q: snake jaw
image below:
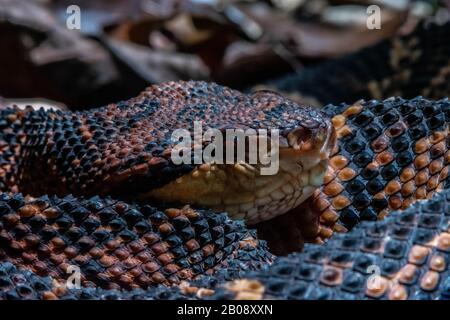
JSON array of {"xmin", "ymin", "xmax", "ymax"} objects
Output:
[{"xmin": 142, "ymin": 115, "xmax": 334, "ymax": 225}]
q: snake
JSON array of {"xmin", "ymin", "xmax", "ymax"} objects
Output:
[{"xmin": 0, "ymin": 21, "xmax": 449, "ymax": 300}]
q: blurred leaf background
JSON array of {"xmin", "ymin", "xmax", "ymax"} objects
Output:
[{"xmin": 0, "ymin": 0, "xmax": 448, "ymax": 110}]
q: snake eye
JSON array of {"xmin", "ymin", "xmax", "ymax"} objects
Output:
[{"xmin": 287, "ymin": 127, "xmax": 313, "ymax": 150}]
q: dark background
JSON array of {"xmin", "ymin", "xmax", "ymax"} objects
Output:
[{"xmin": 0, "ymin": 0, "xmax": 447, "ymax": 109}]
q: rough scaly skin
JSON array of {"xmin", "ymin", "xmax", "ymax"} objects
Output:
[
  {"xmin": 0, "ymin": 193, "xmax": 272, "ymax": 290},
  {"xmin": 256, "ymin": 97, "xmax": 450, "ymax": 254},
  {"xmin": 1, "ymin": 188, "xmax": 449, "ymax": 300},
  {"xmin": 0, "ymin": 81, "xmax": 333, "ymax": 225},
  {"xmin": 183, "ymin": 189, "xmax": 450, "ymax": 301},
  {"xmin": 0, "ymin": 82, "xmax": 448, "ymax": 299},
  {"xmin": 0, "ymin": 81, "xmax": 329, "ymax": 292}
]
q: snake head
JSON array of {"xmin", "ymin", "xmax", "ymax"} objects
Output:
[
  {"xmin": 136, "ymin": 84, "xmax": 336, "ymax": 224},
  {"xmin": 21, "ymin": 81, "xmax": 335, "ymax": 226}
]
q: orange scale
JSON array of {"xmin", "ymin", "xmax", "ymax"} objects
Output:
[
  {"xmin": 375, "ymin": 151, "xmax": 394, "ymax": 166},
  {"xmin": 319, "ymin": 226, "xmax": 334, "ymax": 239},
  {"xmin": 33, "ymin": 261, "xmax": 48, "ymax": 274},
  {"xmin": 64, "ymin": 246, "xmax": 80, "ymax": 259},
  {"xmin": 337, "ymin": 167, "xmax": 357, "ymax": 181},
  {"xmin": 401, "ymin": 180, "xmax": 416, "ymax": 197},
  {"xmin": 415, "ymin": 186, "xmax": 427, "ymax": 200},
  {"xmin": 371, "ymin": 135, "xmax": 389, "ymax": 153},
  {"xmin": 426, "ymin": 174, "xmax": 440, "ymax": 190},
  {"xmin": 439, "ymin": 166, "xmax": 449, "ymax": 181},
  {"xmin": 331, "ymin": 115, "xmax": 346, "ymax": 129},
  {"xmin": 388, "ymin": 195, "xmax": 403, "ymax": 210},
  {"xmin": 178, "ymin": 269, "xmax": 194, "ymax": 280},
  {"xmin": 414, "ymin": 138, "xmax": 430, "ymax": 154},
  {"xmin": 163, "ymin": 264, "xmax": 181, "ymax": 275},
  {"xmin": 336, "ymin": 126, "xmax": 353, "ymax": 139},
  {"xmin": 414, "ymin": 153, "xmax": 431, "ymax": 170},
  {"xmin": 430, "ymin": 141, "xmax": 446, "ymax": 158},
  {"xmin": 436, "ymin": 233, "xmax": 450, "ymax": 251},
  {"xmin": 388, "ymin": 284, "xmax": 408, "ymax": 300},
  {"xmin": 323, "ymin": 170, "xmax": 336, "ymax": 184},
  {"xmin": 319, "ymin": 209, "xmax": 340, "ymax": 225},
  {"xmin": 428, "ymin": 159, "xmax": 444, "ymax": 174},
  {"xmin": 135, "ymin": 274, "xmax": 152, "ymax": 286},
  {"xmin": 142, "ymin": 261, "xmax": 160, "ymax": 274},
  {"xmin": 313, "ymin": 196, "xmax": 332, "ymax": 212},
  {"xmin": 98, "ymin": 255, "xmax": 117, "ymax": 268},
  {"xmin": 376, "ymin": 207, "xmax": 389, "ymax": 219},
  {"xmin": 323, "ymin": 181, "xmax": 344, "ymax": 197},
  {"xmin": 343, "ymin": 105, "xmax": 363, "ymax": 117},
  {"xmin": 331, "ymin": 195, "xmax": 351, "ymax": 210},
  {"xmin": 151, "ymin": 242, "xmax": 168, "ymax": 256},
  {"xmin": 398, "ymin": 264, "xmax": 419, "ymax": 284},
  {"xmin": 329, "ymin": 155, "xmax": 349, "ymax": 170},
  {"xmin": 21, "ymin": 252, "xmax": 37, "ymax": 263},
  {"xmin": 123, "ymin": 257, "xmax": 141, "ymax": 270},
  {"xmin": 428, "ymin": 131, "xmax": 446, "ymax": 144},
  {"xmin": 420, "ymin": 271, "xmax": 440, "ymax": 291},
  {"xmin": 385, "ymin": 180, "xmax": 401, "ymax": 195},
  {"xmin": 365, "ymin": 276, "xmax": 389, "ymax": 298},
  {"xmin": 128, "ymin": 267, "xmax": 142, "ymax": 278},
  {"xmin": 414, "ymin": 169, "xmax": 429, "ymax": 186},
  {"xmin": 429, "ymin": 255, "xmax": 446, "ymax": 272},
  {"xmin": 114, "ymin": 248, "xmax": 131, "ymax": 261}
]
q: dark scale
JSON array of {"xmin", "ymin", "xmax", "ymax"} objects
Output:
[
  {"xmin": 363, "ymin": 122, "xmax": 383, "ymax": 141},
  {"xmin": 366, "ymin": 178, "xmax": 385, "ymax": 195},
  {"xmin": 380, "ymin": 259, "xmax": 402, "ymax": 277},
  {"xmin": 352, "ymin": 111, "xmax": 373, "ymax": 127},
  {"xmin": 344, "ymin": 138, "xmax": 366, "ymax": 154},
  {"xmin": 391, "ymin": 135, "xmax": 410, "ymax": 153},
  {"xmin": 353, "ymin": 152, "xmax": 373, "ymax": 168},
  {"xmin": 0, "ymin": 193, "xmax": 272, "ymax": 290},
  {"xmin": 340, "ymin": 208, "xmax": 360, "ymax": 229},
  {"xmin": 0, "ymin": 76, "xmax": 449, "ymax": 299},
  {"xmin": 341, "ymin": 271, "xmax": 365, "ymax": 293},
  {"xmin": 323, "ymin": 95, "xmax": 450, "ymax": 231},
  {"xmin": 192, "ymin": 190, "xmax": 450, "ymax": 301},
  {"xmin": 381, "ymin": 163, "xmax": 399, "ymax": 181},
  {"xmin": 353, "ymin": 193, "xmax": 372, "ymax": 210}
]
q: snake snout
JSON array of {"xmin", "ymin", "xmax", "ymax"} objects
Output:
[
  {"xmin": 287, "ymin": 127, "xmax": 313, "ymax": 151},
  {"xmin": 282, "ymin": 120, "xmax": 335, "ymax": 171}
]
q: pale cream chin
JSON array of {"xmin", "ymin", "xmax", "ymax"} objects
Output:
[
  {"xmin": 142, "ymin": 149, "xmax": 328, "ymax": 225},
  {"xmin": 222, "ymin": 158, "xmax": 328, "ymax": 224}
]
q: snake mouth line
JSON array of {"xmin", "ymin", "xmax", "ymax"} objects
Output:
[{"xmin": 140, "ymin": 123, "xmax": 336, "ymax": 224}]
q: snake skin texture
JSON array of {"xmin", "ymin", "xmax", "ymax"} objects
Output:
[
  {"xmin": 0, "ymin": 193, "xmax": 272, "ymax": 290},
  {"xmin": 256, "ymin": 96, "xmax": 450, "ymax": 254},
  {"xmin": 0, "ymin": 85, "xmax": 448, "ymax": 297},
  {"xmin": 0, "ymin": 81, "xmax": 333, "ymax": 226},
  {"xmin": 1, "ymin": 188, "xmax": 449, "ymax": 300},
  {"xmin": 186, "ymin": 188, "xmax": 450, "ymax": 301},
  {"xmin": 257, "ymin": 22, "xmax": 450, "ymax": 107}
]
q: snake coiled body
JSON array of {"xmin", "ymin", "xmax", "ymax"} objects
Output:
[{"xmin": 0, "ymin": 22, "xmax": 449, "ymax": 300}]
